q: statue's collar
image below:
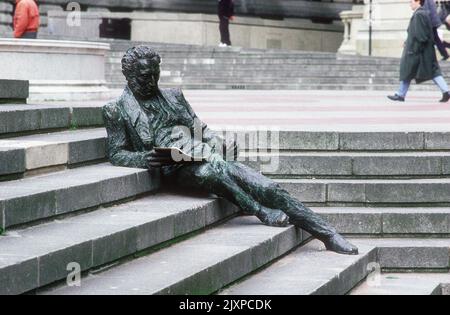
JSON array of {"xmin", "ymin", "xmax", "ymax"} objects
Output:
[{"xmin": 120, "ymin": 86, "xmax": 154, "ymax": 147}]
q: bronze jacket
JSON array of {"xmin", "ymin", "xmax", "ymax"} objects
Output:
[{"xmin": 103, "ymin": 86, "xmax": 225, "ymax": 174}]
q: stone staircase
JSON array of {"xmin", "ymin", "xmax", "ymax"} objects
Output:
[
  {"xmin": 0, "ymin": 102, "xmax": 449, "ymax": 295},
  {"xmin": 105, "ymin": 40, "xmax": 450, "ymax": 91}
]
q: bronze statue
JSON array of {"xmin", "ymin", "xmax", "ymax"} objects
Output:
[{"xmin": 103, "ymin": 46, "xmax": 358, "ymax": 255}]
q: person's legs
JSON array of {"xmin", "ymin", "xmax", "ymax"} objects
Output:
[
  {"xmin": 433, "ymin": 75, "xmax": 450, "ymax": 102},
  {"xmin": 388, "ymin": 80, "xmax": 410, "ymax": 101},
  {"xmin": 220, "ymin": 17, "xmax": 231, "ymax": 46},
  {"xmin": 433, "ymin": 75, "xmax": 450, "ymax": 93},
  {"xmin": 219, "ymin": 17, "xmax": 229, "ymax": 45},
  {"xmin": 20, "ymin": 32, "xmax": 37, "ymax": 39},
  {"xmin": 433, "ymin": 27, "xmax": 449, "ymax": 59},
  {"xmin": 397, "ymin": 80, "xmax": 411, "ymax": 98}
]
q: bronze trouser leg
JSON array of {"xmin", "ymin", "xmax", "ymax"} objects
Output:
[
  {"xmin": 175, "ymin": 162, "xmax": 337, "ymax": 240},
  {"xmin": 225, "ymin": 162, "xmax": 337, "ymax": 239},
  {"xmin": 175, "ymin": 163, "xmax": 264, "ymax": 216}
]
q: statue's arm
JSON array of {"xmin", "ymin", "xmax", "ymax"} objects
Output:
[
  {"xmin": 176, "ymin": 89, "xmax": 239, "ymax": 158},
  {"xmin": 103, "ymin": 103, "xmax": 149, "ymax": 169}
]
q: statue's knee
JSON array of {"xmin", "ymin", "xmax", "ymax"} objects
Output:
[
  {"xmin": 266, "ymin": 182, "xmax": 287, "ymax": 198},
  {"xmin": 194, "ymin": 163, "xmax": 221, "ymax": 183}
]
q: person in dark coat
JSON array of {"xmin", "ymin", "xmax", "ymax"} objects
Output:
[
  {"xmin": 218, "ymin": 0, "xmax": 234, "ymax": 46},
  {"xmin": 388, "ymin": 0, "xmax": 450, "ymax": 103},
  {"xmin": 423, "ymin": 0, "xmax": 449, "ymax": 60}
]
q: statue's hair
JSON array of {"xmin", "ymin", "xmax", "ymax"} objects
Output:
[{"xmin": 121, "ymin": 46, "xmax": 161, "ymax": 79}]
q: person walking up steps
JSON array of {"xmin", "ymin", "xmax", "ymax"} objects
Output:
[{"xmin": 388, "ymin": 0, "xmax": 450, "ymax": 103}]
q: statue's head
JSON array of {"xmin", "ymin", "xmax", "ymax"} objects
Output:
[{"xmin": 122, "ymin": 46, "xmax": 162, "ymax": 99}]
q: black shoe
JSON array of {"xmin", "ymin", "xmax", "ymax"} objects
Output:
[
  {"xmin": 442, "ymin": 56, "xmax": 450, "ymax": 61},
  {"xmin": 323, "ymin": 234, "xmax": 359, "ymax": 255},
  {"xmin": 440, "ymin": 92, "xmax": 450, "ymax": 103},
  {"xmin": 256, "ymin": 206, "xmax": 290, "ymax": 227},
  {"xmin": 387, "ymin": 94, "xmax": 405, "ymax": 102}
]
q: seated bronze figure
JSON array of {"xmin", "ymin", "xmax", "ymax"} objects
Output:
[{"xmin": 103, "ymin": 46, "xmax": 358, "ymax": 255}]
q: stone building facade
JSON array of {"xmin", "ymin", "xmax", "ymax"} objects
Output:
[{"xmin": 0, "ymin": 0, "xmax": 363, "ymax": 52}]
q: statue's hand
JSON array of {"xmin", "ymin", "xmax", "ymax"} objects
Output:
[{"xmin": 146, "ymin": 150, "xmax": 177, "ymax": 168}]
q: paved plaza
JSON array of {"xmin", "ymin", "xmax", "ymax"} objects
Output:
[
  {"xmin": 36, "ymin": 89, "xmax": 450, "ymax": 132},
  {"xmin": 184, "ymin": 90, "xmax": 450, "ymax": 132}
]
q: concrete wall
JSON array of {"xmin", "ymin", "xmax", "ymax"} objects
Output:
[
  {"xmin": 355, "ymin": 0, "xmax": 450, "ymax": 57},
  {"xmin": 0, "ymin": 39, "xmax": 111, "ymax": 101},
  {"xmin": 34, "ymin": 0, "xmax": 355, "ymax": 20},
  {"xmin": 48, "ymin": 11, "xmax": 344, "ymax": 52}
]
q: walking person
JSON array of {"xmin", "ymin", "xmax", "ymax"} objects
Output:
[
  {"xmin": 13, "ymin": 0, "xmax": 40, "ymax": 39},
  {"xmin": 388, "ymin": 0, "xmax": 450, "ymax": 103},
  {"xmin": 424, "ymin": 0, "xmax": 449, "ymax": 60},
  {"xmin": 218, "ymin": 0, "xmax": 234, "ymax": 47}
]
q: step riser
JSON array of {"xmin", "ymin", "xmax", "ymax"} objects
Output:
[
  {"xmin": 0, "ymin": 138, "xmax": 106, "ymax": 179},
  {"xmin": 279, "ymin": 181, "xmax": 450, "ymax": 205},
  {"xmin": 319, "ymin": 211, "xmax": 450, "ymax": 235},
  {"xmin": 247, "ymin": 155, "xmax": 450, "ymax": 178},
  {"xmin": 0, "ymin": 107, "xmax": 103, "ymax": 137}
]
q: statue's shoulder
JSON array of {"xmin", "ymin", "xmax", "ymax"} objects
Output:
[
  {"xmin": 102, "ymin": 88, "xmax": 131, "ymax": 120},
  {"xmin": 160, "ymin": 87, "xmax": 184, "ymax": 100},
  {"xmin": 102, "ymin": 98, "xmax": 122, "ymax": 122}
]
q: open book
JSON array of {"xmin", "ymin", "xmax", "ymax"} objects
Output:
[{"xmin": 154, "ymin": 147, "xmax": 208, "ymax": 163}]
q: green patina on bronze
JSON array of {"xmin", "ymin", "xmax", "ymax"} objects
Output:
[{"xmin": 103, "ymin": 45, "xmax": 358, "ymax": 255}]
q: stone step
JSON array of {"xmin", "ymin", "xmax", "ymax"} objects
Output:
[
  {"xmin": 0, "ymin": 193, "xmax": 238, "ymax": 295},
  {"xmin": 350, "ymin": 273, "xmax": 450, "ymax": 295},
  {"xmin": 41, "ymin": 216, "xmax": 308, "ymax": 295},
  {"xmin": 106, "ymin": 62, "xmax": 405, "ymax": 72},
  {"xmin": 220, "ymin": 240, "xmax": 377, "ymax": 295},
  {"xmin": 3, "ymin": 129, "xmax": 450, "ymax": 179},
  {"xmin": 315, "ymin": 207, "xmax": 450, "ymax": 235},
  {"xmin": 219, "ymin": 238, "xmax": 450, "ymax": 295},
  {"xmin": 106, "ymin": 74, "xmax": 402, "ymax": 82},
  {"xmin": 151, "ymin": 83, "xmax": 443, "ymax": 91},
  {"xmin": 156, "ymin": 77, "xmax": 408, "ymax": 85},
  {"xmin": 0, "ymin": 104, "xmax": 103, "ymax": 136},
  {"xmin": 0, "ymin": 80, "xmax": 29, "ymax": 104},
  {"xmin": 138, "ymin": 68, "xmax": 408, "ymax": 76},
  {"xmin": 0, "ymin": 163, "xmax": 158, "ymax": 229},
  {"xmin": 107, "ymin": 57, "xmax": 405, "ymax": 67},
  {"xmin": 277, "ymin": 178, "xmax": 450, "ymax": 205},
  {"xmin": 0, "ymin": 128, "xmax": 107, "ymax": 179},
  {"xmin": 245, "ymin": 152, "xmax": 450, "ymax": 178}
]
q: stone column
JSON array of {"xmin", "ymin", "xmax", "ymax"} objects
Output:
[
  {"xmin": 338, "ymin": 5, "xmax": 365, "ymax": 55},
  {"xmin": 0, "ymin": 1, "xmax": 13, "ymax": 38},
  {"xmin": 355, "ymin": 0, "xmax": 411, "ymax": 57}
]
